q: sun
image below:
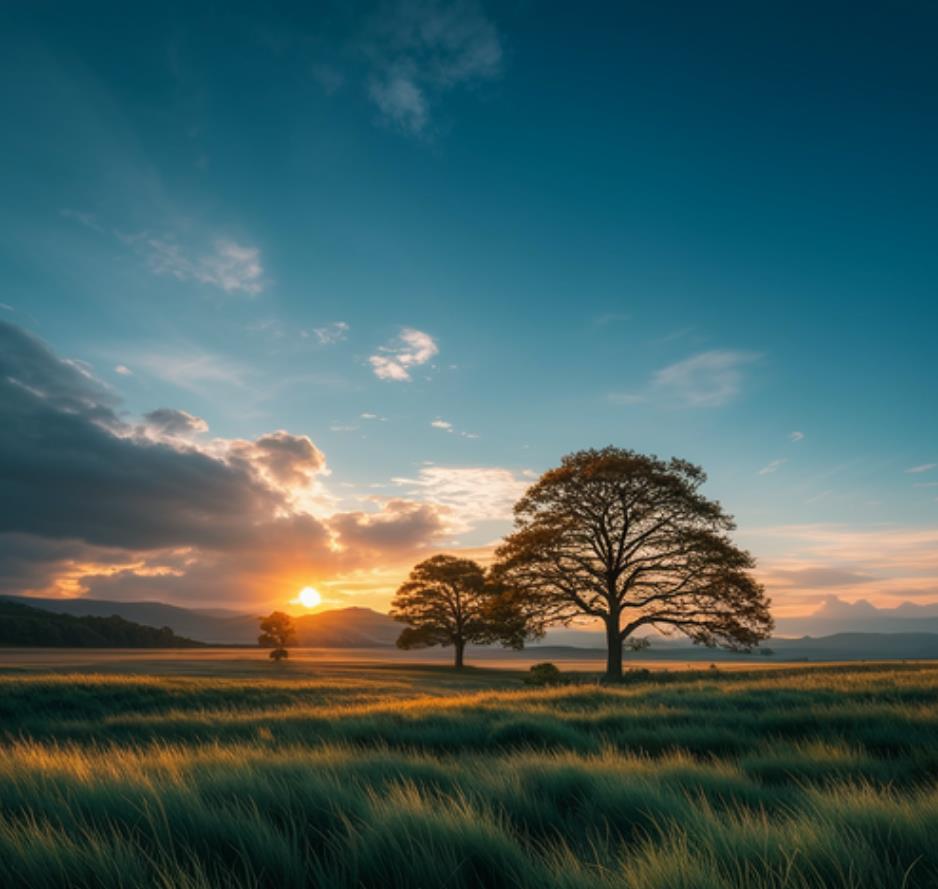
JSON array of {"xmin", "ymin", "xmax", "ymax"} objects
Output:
[{"xmin": 296, "ymin": 586, "xmax": 321, "ymax": 609}]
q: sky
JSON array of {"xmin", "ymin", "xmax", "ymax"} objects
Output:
[{"xmin": 1, "ymin": 1, "xmax": 937, "ymax": 620}]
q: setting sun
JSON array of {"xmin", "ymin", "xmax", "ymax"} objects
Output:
[{"xmin": 296, "ymin": 586, "xmax": 321, "ymax": 609}]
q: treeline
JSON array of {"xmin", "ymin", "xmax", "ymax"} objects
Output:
[{"xmin": 0, "ymin": 600, "xmax": 202, "ymax": 648}]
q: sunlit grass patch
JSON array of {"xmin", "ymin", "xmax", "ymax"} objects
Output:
[{"xmin": 0, "ymin": 662, "xmax": 936, "ymax": 887}]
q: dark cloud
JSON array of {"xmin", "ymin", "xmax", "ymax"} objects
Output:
[
  {"xmin": 247, "ymin": 430, "xmax": 326, "ymax": 487},
  {"xmin": 0, "ymin": 322, "xmax": 447, "ymax": 606},
  {"xmin": 770, "ymin": 567, "xmax": 877, "ymax": 587},
  {"xmin": 329, "ymin": 499, "xmax": 448, "ymax": 552},
  {"xmin": 143, "ymin": 408, "xmax": 209, "ymax": 436}
]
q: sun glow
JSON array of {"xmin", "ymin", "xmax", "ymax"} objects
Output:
[{"xmin": 296, "ymin": 586, "xmax": 322, "ymax": 609}]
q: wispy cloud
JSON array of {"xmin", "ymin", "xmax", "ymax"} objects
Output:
[
  {"xmin": 114, "ymin": 365, "xmax": 133, "ymax": 376},
  {"xmin": 790, "ymin": 431, "xmax": 805, "ymax": 442},
  {"xmin": 747, "ymin": 523, "xmax": 938, "ymax": 613},
  {"xmin": 62, "ymin": 209, "xmax": 267, "ymax": 297},
  {"xmin": 654, "ymin": 350, "xmax": 760, "ymax": 407},
  {"xmin": 142, "ymin": 238, "xmax": 265, "ymax": 295},
  {"xmin": 60, "ymin": 208, "xmax": 104, "ymax": 232},
  {"xmin": 431, "ymin": 417, "xmax": 478, "ymax": 438},
  {"xmin": 369, "ymin": 327, "xmax": 438, "ymax": 381},
  {"xmin": 593, "ymin": 312, "xmax": 630, "ymax": 326},
  {"xmin": 392, "ymin": 464, "xmax": 528, "ymax": 531},
  {"xmin": 133, "ymin": 351, "xmax": 247, "ymax": 393},
  {"xmin": 312, "ymin": 321, "xmax": 350, "ymax": 345},
  {"xmin": 364, "ymin": 0, "xmax": 502, "ymax": 134},
  {"xmin": 610, "ymin": 349, "xmax": 760, "ymax": 408},
  {"xmin": 758, "ymin": 458, "xmax": 787, "ymax": 476},
  {"xmin": 906, "ymin": 463, "xmax": 936, "ymax": 474}
]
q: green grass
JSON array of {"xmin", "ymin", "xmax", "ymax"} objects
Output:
[{"xmin": 1, "ymin": 661, "xmax": 937, "ymax": 887}]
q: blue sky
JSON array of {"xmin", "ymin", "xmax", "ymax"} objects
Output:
[{"xmin": 1, "ymin": 1, "xmax": 936, "ymax": 615}]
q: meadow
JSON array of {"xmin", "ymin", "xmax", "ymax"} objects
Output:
[{"xmin": 0, "ymin": 656, "xmax": 936, "ymax": 888}]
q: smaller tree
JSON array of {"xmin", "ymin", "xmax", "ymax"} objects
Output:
[
  {"xmin": 258, "ymin": 611, "xmax": 297, "ymax": 661},
  {"xmin": 390, "ymin": 555, "xmax": 530, "ymax": 669}
]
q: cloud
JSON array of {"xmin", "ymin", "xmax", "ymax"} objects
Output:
[
  {"xmin": 232, "ymin": 431, "xmax": 327, "ymax": 489},
  {"xmin": 790, "ymin": 431, "xmax": 804, "ymax": 442},
  {"xmin": 653, "ymin": 350, "xmax": 760, "ymax": 407},
  {"xmin": 431, "ymin": 417, "xmax": 479, "ymax": 438},
  {"xmin": 364, "ymin": 0, "xmax": 502, "ymax": 134},
  {"xmin": 0, "ymin": 322, "xmax": 279, "ymax": 552},
  {"xmin": 143, "ymin": 408, "xmax": 209, "ymax": 437},
  {"xmin": 369, "ymin": 71, "xmax": 429, "ymax": 132},
  {"xmin": 143, "ymin": 238, "xmax": 265, "ymax": 295},
  {"xmin": 360, "ymin": 412, "xmax": 388, "ymax": 421},
  {"xmin": 312, "ymin": 321, "xmax": 350, "ymax": 344},
  {"xmin": 610, "ymin": 349, "xmax": 760, "ymax": 409},
  {"xmin": 133, "ymin": 351, "xmax": 247, "ymax": 393},
  {"xmin": 745, "ymin": 523, "xmax": 938, "ymax": 615},
  {"xmin": 758, "ymin": 458, "xmax": 787, "ymax": 476},
  {"xmin": 369, "ymin": 327, "xmax": 438, "ymax": 381},
  {"xmin": 0, "ymin": 322, "xmax": 467, "ymax": 609},
  {"xmin": 770, "ymin": 567, "xmax": 877, "ymax": 587},
  {"xmin": 328, "ymin": 499, "xmax": 448, "ymax": 553},
  {"xmin": 593, "ymin": 312, "xmax": 630, "ymax": 326},
  {"xmin": 392, "ymin": 465, "xmax": 528, "ymax": 531},
  {"xmin": 114, "ymin": 364, "xmax": 133, "ymax": 376},
  {"xmin": 906, "ymin": 463, "xmax": 936, "ymax": 474},
  {"xmin": 61, "ymin": 207, "xmax": 267, "ymax": 297},
  {"xmin": 59, "ymin": 208, "xmax": 103, "ymax": 232}
]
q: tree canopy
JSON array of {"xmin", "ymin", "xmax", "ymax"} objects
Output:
[
  {"xmin": 390, "ymin": 555, "xmax": 527, "ymax": 669},
  {"xmin": 492, "ymin": 447, "xmax": 773, "ymax": 679},
  {"xmin": 258, "ymin": 611, "xmax": 297, "ymax": 661}
]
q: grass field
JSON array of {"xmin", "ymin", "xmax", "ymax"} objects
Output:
[{"xmin": 1, "ymin": 656, "xmax": 937, "ymax": 888}]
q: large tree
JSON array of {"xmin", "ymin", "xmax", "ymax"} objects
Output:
[
  {"xmin": 492, "ymin": 447, "xmax": 773, "ymax": 679},
  {"xmin": 390, "ymin": 555, "xmax": 526, "ymax": 669}
]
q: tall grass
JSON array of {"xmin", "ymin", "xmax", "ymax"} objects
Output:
[{"xmin": 1, "ymin": 663, "xmax": 936, "ymax": 887}]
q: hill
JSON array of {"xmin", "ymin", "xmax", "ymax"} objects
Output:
[
  {"xmin": 773, "ymin": 595, "xmax": 938, "ymax": 636},
  {"xmin": 0, "ymin": 596, "xmax": 399, "ymax": 646},
  {"xmin": 292, "ymin": 607, "xmax": 400, "ymax": 647},
  {"xmin": 0, "ymin": 600, "xmax": 202, "ymax": 648}
]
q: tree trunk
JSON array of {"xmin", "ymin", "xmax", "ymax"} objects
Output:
[
  {"xmin": 605, "ymin": 616, "xmax": 623, "ymax": 680},
  {"xmin": 454, "ymin": 638, "xmax": 465, "ymax": 670}
]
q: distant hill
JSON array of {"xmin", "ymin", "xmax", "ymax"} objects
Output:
[
  {"xmin": 0, "ymin": 596, "xmax": 399, "ymax": 646},
  {"xmin": 4, "ymin": 595, "xmax": 937, "ymax": 660},
  {"xmin": 773, "ymin": 596, "xmax": 938, "ymax": 636},
  {"xmin": 0, "ymin": 595, "xmax": 259, "ymax": 643},
  {"xmin": 292, "ymin": 607, "xmax": 400, "ymax": 647},
  {"xmin": 0, "ymin": 600, "xmax": 202, "ymax": 648}
]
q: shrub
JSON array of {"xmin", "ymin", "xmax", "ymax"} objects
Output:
[{"xmin": 524, "ymin": 663, "xmax": 563, "ymax": 687}]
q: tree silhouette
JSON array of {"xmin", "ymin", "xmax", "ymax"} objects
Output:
[
  {"xmin": 258, "ymin": 611, "xmax": 297, "ymax": 661},
  {"xmin": 390, "ymin": 555, "xmax": 527, "ymax": 669},
  {"xmin": 492, "ymin": 447, "xmax": 773, "ymax": 679}
]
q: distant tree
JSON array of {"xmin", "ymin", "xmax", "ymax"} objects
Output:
[
  {"xmin": 390, "ymin": 555, "xmax": 529, "ymax": 669},
  {"xmin": 258, "ymin": 611, "xmax": 297, "ymax": 661},
  {"xmin": 492, "ymin": 447, "xmax": 773, "ymax": 680}
]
